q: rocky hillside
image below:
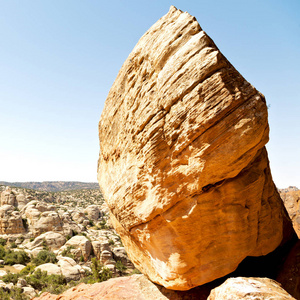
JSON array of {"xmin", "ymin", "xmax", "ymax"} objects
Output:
[
  {"xmin": 0, "ymin": 185, "xmax": 137, "ymax": 299},
  {"xmin": 0, "ymin": 181, "xmax": 99, "ymax": 192}
]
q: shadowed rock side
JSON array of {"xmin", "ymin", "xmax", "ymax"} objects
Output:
[{"xmin": 98, "ymin": 6, "xmax": 295, "ymax": 290}]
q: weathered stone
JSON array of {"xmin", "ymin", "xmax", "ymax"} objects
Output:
[
  {"xmin": 0, "ymin": 205, "xmax": 25, "ymax": 234},
  {"xmin": 84, "ymin": 205, "xmax": 101, "ymax": 221},
  {"xmin": 59, "ymin": 235, "xmax": 91, "ymax": 262},
  {"xmin": 57, "ymin": 257, "xmax": 83, "ymax": 282},
  {"xmin": 280, "ymin": 187, "xmax": 300, "ymax": 237},
  {"xmin": 97, "ymin": 6, "xmax": 295, "ymax": 290},
  {"xmin": 37, "ymin": 263, "xmax": 62, "ymax": 276},
  {"xmin": 1, "ymin": 187, "xmax": 17, "ymax": 207},
  {"xmin": 207, "ymin": 277, "xmax": 295, "ymax": 300},
  {"xmin": 23, "ymin": 286, "xmax": 37, "ymax": 298},
  {"xmin": 26, "ymin": 232, "xmax": 66, "ymax": 251}
]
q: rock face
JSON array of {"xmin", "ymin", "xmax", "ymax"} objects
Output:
[
  {"xmin": 207, "ymin": 277, "xmax": 296, "ymax": 300},
  {"xmin": 34, "ymin": 274, "xmax": 212, "ymax": 300},
  {"xmin": 0, "ymin": 205, "xmax": 25, "ymax": 234},
  {"xmin": 97, "ymin": 6, "xmax": 295, "ymax": 290},
  {"xmin": 280, "ymin": 187, "xmax": 300, "ymax": 237}
]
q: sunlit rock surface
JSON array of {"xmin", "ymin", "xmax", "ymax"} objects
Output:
[{"xmin": 98, "ymin": 6, "xmax": 295, "ymax": 290}]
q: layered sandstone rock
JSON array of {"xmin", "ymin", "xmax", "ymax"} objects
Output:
[{"xmin": 98, "ymin": 6, "xmax": 295, "ymax": 290}]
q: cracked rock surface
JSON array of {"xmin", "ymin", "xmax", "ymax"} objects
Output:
[{"xmin": 98, "ymin": 6, "xmax": 294, "ymax": 290}]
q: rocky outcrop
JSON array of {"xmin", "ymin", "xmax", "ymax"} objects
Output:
[
  {"xmin": 207, "ymin": 277, "xmax": 296, "ymax": 300},
  {"xmin": 58, "ymin": 235, "xmax": 92, "ymax": 262},
  {"xmin": 34, "ymin": 274, "xmax": 211, "ymax": 300},
  {"xmin": 280, "ymin": 187, "xmax": 300, "ymax": 237},
  {"xmin": 1, "ymin": 187, "xmax": 17, "ymax": 206},
  {"xmin": 0, "ymin": 205, "xmax": 25, "ymax": 234},
  {"xmin": 98, "ymin": 6, "xmax": 295, "ymax": 290},
  {"xmin": 25, "ymin": 232, "xmax": 66, "ymax": 251}
]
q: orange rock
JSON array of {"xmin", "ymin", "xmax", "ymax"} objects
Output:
[{"xmin": 98, "ymin": 6, "xmax": 295, "ymax": 290}]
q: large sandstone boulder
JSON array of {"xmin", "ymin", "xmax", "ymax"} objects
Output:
[{"xmin": 97, "ymin": 6, "xmax": 295, "ymax": 290}]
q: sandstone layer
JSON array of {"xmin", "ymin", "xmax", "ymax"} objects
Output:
[{"xmin": 98, "ymin": 6, "xmax": 295, "ymax": 290}]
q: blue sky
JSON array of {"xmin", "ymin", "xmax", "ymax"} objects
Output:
[{"xmin": 0, "ymin": 0, "xmax": 299, "ymax": 188}]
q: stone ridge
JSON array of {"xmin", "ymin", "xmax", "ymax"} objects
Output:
[{"xmin": 98, "ymin": 6, "xmax": 295, "ymax": 290}]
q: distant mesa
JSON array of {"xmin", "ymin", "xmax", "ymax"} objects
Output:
[{"xmin": 97, "ymin": 6, "xmax": 296, "ymax": 291}]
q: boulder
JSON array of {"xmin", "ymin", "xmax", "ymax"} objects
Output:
[
  {"xmin": 37, "ymin": 263, "xmax": 62, "ymax": 276},
  {"xmin": 97, "ymin": 6, "xmax": 295, "ymax": 290},
  {"xmin": 15, "ymin": 193, "xmax": 28, "ymax": 209},
  {"xmin": 26, "ymin": 232, "xmax": 66, "ymax": 251},
  {"xmin": 23, "ymin": 286, "xmax": 37, "ymax": 298},
  {"xmin": 207, "ymin": 277, "xmax": 295, "ymax": 300},
  {"xmin": 33, "ymin": 274, "xmax": 220, "ymax": 300},
  {"xmin": 57, "ymin": 257, "xmax": 83, "ymax": 282},
  {"xmin": 60, "ymin": 235, "xmax": 91, "ymax": 262},
  {"xmin": 92, "ymin": 240, "xmax": 110, "ymax": 260},
  {"xmin": 0, "ymin": 205, "xmax": 25, "ymax": 234},
  {"xmin": 113, "ymin": 247, "xmax": 134, "ymax": 268},
  {"xmin": 84, "ymin": 205, "xmax": 101, "ymax": 221},
  {"xmin": 1, "ymin": 187, "xmax": 17, "ymax": 207},
  {"xmin": 13, "ymin": 264, "xmax": 26, "ymax": 271},
  {"xmin": 22, "ymin": 201, "xmax": 63, "ymax": 236}
]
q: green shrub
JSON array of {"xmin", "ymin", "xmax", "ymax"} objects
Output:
[
  {"xmin": 2, "ymin": 271, "xmax": 20, "ymax": 284},
  {"xmin": 0, "ymin": 238, "xmax": 7, "ymax": 246},
  {"xmin": 91, "ymin": 257, "xmax": 112, "ymax": 283},
  {"xmin": 10, "ymin": 241, "xmax": 17, "ymax": 248},
  {"xmin": 108, "ymin": 239, "xmax": 114, "ymax": 246},
  {"xmin": 4, "ymin": 250, "xmax": 30, "ymax": 265},
  {"xmin": 19, "ymin": 263, "xmax": 35, "ymax": 276},
  {"xmin": 26, "ymin": 269, "xmax": 66, "ymax": 293},
  {"xmin": 0, "ymin": 245, "xmax": 6, "ymax": 259},
  {"xmin": 61, "ymin": 246, "xmax": 75, "ymax": 260},
  {"xmin": 116, "ymin": 260, "xmax": 127, "ymax": 273},
  {"xmin": 32, "ymin": 250, "xmax": 57, "ymax": 266},
  {"xmin": 0, "ymin": 286, "xmax": 29, "ymax": 300}
]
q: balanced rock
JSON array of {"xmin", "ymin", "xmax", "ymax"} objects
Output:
[{"xmin": 98, "ymin": 6, "xmax": 295, "ymax": 290}]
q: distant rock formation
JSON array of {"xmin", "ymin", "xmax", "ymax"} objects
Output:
[
  {"xmin": 280, "ymin": 187, "xmax": 300, "ymax": 237},
  {"xmin": 98, "ymin": 6, "xmax": 295, "ymax": 290}
]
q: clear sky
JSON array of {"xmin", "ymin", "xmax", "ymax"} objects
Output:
[{"xmin": 0, "ymin": 0, "xmax": 299, "ymax": 188}]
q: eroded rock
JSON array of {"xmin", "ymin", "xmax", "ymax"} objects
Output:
[
  {"xmin": 207, "ymin": 277, "xmax": 295, "ymax": 300},
  {"xmin": 98, "ymin": 6, "xmax": 295, "ymax": 290}
]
